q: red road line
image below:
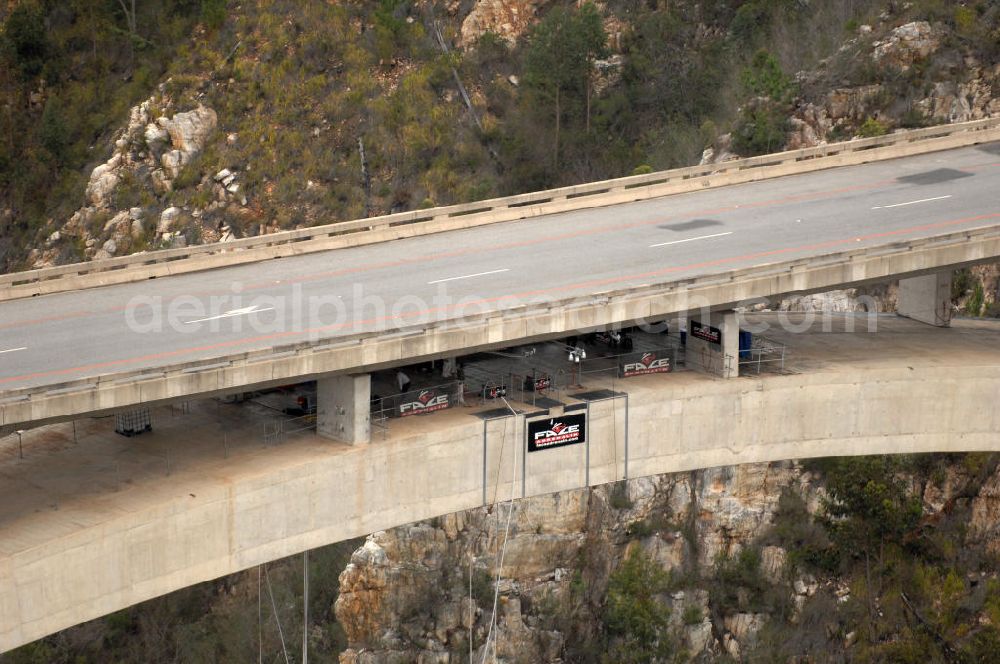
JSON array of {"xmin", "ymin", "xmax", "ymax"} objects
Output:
[{"xmin": 2, "ymin": 211, "xmax": 996, "ymax": 388}]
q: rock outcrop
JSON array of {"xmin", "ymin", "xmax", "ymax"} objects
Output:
[
  {"xmin": 335, "ymin": 462, "xmax": 827, "ymax": 662},
  {"xmin": 459, "ymin": 0, "xmax": 552, "ymax": 47},
  {"xmin": 31, "ymin": 96, "xmax": 229, "ymax": 268},
  {"xmin": 334, "ymin": 455, "xmax": 1000, "ymax": 662}
]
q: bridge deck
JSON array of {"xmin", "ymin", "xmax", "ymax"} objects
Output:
[
  {"xmin": 2, "ymin": 314, "xmax": 999, "ymax": 651},
  {"xmin": 1, "ymin": 314, "xmax": 996, "ymax": 559}
]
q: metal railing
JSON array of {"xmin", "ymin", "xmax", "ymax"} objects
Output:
[
  {"xmin": 738, "ymin": 336, "xmax": 787, "ymax": 375},
  {"xmin": 262, "ymin": 412, "xmax": 315, "ymax": 446}
]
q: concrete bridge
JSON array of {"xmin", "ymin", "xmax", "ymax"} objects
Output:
[
  {"xmin": 2, "ymin": 121, "xmax": 1000, "ymax": 651},
  {"xmin": 1, "ymin": 315, "xmax": 999, "ymax": 652},
  {"xmin": 1, "ymin": 119, "xmax": 999, "ymax": 437}
]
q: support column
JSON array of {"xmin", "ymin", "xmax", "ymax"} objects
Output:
[
  {"xmin": 687, "ymin": 310, "xmax": 739, "ymax": 378},
  {"xmin": 898, "ymin": 273, "xmax": 952, "ymax": 327},
  {"xmin": 316, "ymin": 374, "xmax": 371, "ymax": 445}
]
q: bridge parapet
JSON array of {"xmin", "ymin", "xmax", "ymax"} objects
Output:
[
  {"xmin": 2, "ymin": 118, "xmax": 998, "ymax": 302},
  {"xmin": 3, "ymin": 225, "xmax": 999, "ymax": 429}
]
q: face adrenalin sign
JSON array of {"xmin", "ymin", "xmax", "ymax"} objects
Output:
[
  {"xmin": 398, "ymin": 388, "xmax": 450, "ymax": 417},
  {"xmin": 690, "ymin": 320, "xmax": 722, "ymax": 345},
  {"xmin": 527, "ymin": 413, "xmax": 587, "ymax": 452},
  {"xmin": 621, "ymin": 351, "xmax": 671, "ymax": 377}
]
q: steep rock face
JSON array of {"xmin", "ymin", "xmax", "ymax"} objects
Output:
[
  {"xmin": 334, "ymin": 462, "xmax": 825, "ymax": 662},
  {"xmin": 333, "ymin": 457, "xmax": 1000, "ymax": 662}
]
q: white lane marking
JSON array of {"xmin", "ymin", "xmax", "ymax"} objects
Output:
[
  {"xmin": 872, "ymin": 194, "xmax": 952, "ymax": 210},
  {"xmin": 184, "ymin": 305, "xmax": 275, "ymax": 325},
  {"xmin": 428, "ymin": 269, "xmax": 510, "ymax": 285},
  {"xmin": 0, "ymin": 347, "xmax": 27, "ymax": 354},
  {"xmin": 649, "ymin": 232, "xmax": 733, "ymax": 248}
]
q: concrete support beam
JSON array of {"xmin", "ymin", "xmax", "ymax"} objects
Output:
[
  {"xmin": 316, "ymin": 374, "xmax": 370, "ymax": 445},
  {"xmin": 898, "ymin": 273, "xmax": 952, "ymax": 327},
  {"xmin": 686, "ymin": 311, "xmax": 739, "ymax": 378}
]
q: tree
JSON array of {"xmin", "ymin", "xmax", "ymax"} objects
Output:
[
  {"xmin": 817, "ymin": 456, "xmax": 923, "ymax": 636},
  {"xmin": 3, "ymin": 1, "xmax": 48, "ymax": 78},
  {"xmin": 603, "ymin": 547, "xmax": 673, "ymax": 663},
  {"xmin": 740, "ymin": 49, "xmax": 793, "ymax": 102},
  {"xmin": 116, "ymin": 0, "xmax": 138, "ymax": 68},
  {"xmin": 39, "ymin": 98, "xmax": 68, "ymax": 163},
  {"xmin": 524, "ymin": 3, "xmax": 607, "ymax": 165}
]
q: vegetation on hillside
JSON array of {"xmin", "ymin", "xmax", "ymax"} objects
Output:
[{"xmin": 7, "ymin": 0, "xmax": 994, "ymax": 272}]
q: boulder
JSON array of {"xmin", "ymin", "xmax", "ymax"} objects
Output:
[
  {"xmin": 158, "ymin": 207, "xmax": 181, "ymax": 233},
  {"xmin": 872, "ymin": 21, "xmax": 939, "ymax": 71},
  {"xmin": 460, "ymin": 0, "xmax": 551, "ymax": 47},
  {"xmin": 161, "ymin": 150, "xmax": 188, "ymax": 178},
  {"xmin": 159, "ymin": 105, "xmax": 217, "ymax": 155},
  {"xmin": 103, "ymin": 210, "xmax": 131, "ymax": 233},
  {"xmin": 144, "ymin": 123, "xmax": 169, "ymax": 150},
  {"xmin": 85, "ymin": 154, "xmax": 122, "ymax": 207}
]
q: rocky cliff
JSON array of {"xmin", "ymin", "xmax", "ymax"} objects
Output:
[{"xmin": 334, "ymin": 455, "xmax": 1000, "ymax": 662}]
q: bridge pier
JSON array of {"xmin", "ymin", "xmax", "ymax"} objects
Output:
[
  {"xmin": 316, "ymin": 374, "xmax": 371, "ymax": 445},
  {"xmin": 687, "ymin": 310, "xmax": 739, "ymax": 378},
  {"xmin": 898, "ymin": 273, "xmax": 952, "ymax": 327}
]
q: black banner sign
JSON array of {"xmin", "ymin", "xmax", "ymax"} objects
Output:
[
  {"xmin": 527, "ymin": 413, "xmax": 587, "ymax": 452},
  {"xmin": 620, "ymin": 351, "xmax": 672, "ymax": 377},
  {"xmin": 397, "ymin": 387, "xmax": 451, "ymax": 417},
  {"xmin": 690, "ymin": 320, "xmax": 722, "ymax": 346}
]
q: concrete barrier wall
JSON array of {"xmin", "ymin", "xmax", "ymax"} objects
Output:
[
  {"xmin": 2, "ymin": 118, "xmax": 999, "ymax": 302},
  {"xmin": 4, "ymin": 225, "xmax": 1000, "ymax": 428},
  {"xmin": 3, "ymin": 362, "xmax": 999, "ymax": 651}
]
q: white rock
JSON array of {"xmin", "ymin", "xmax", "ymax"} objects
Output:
[
  {"xmin": 214, "ymin": 168, "xmax": 232, "ymax": 182},
  {"xmin": 130, "ymin": 218, "xmax": 145, "ymax": 238},
  {"xmin": 46, "ymin": 231, "xmax": 61, "ymax": 245},
  {"xmin": 161, "ymin": 150, "xmax": 188, "ymax": 178},
  {"xmin": 85, "ymin": 154, "xmax": 122, "ymax": 207},
  {"xmin": 103, "ymin": 210, "xmax": 130, "ymax": 233},
  {"xmin": 101, "ymin": 238, "xmax": 117, "ymax": 256},
  {"xmin": 144, "ymin": 123, "xmax": 169, "ymax": 148},
  {"xmin": 159, "ymin": 105, "xmax": 218, "ymax": 154},
  {"xmin": 158, "ymin": 207, "xmax": 181, "ymax": 233},
  {"xmin": 128, "ymin": 207, "xmax": 144, "ymax": 220}
]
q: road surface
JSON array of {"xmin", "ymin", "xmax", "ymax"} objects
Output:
[{"xmin": 1, "ymin": 142, "xmax": 998, "ymax": 391}]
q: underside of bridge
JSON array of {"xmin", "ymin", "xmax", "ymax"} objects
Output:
[{"xmin": 2, "ymin": 313, "xmax": 999, "ymax": 652}]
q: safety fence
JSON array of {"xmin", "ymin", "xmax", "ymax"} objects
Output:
[{"xmin": 738, "ymin": 336, "xmax": 787, "ymax": 374}]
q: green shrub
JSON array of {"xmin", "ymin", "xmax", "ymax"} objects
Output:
[
  {"xmin": 603, "ymin": 547, "xmax": 672, "ymax": 663},
  {"xmin": 682, "ymin": 603, "xmax": 703, "ymax": 625},
  {"xmin": 858, "ymin": 117, "xmax": 889, "ymax": 138},
  {"xmin": 966, "ymin": 282, "xmax": 985, "ymax": 316},
  {"xmin": 732, "ymin": 100, "xmax": 789, "ymax": 156}
]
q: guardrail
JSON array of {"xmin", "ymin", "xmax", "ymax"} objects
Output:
[
  {"xmin": 3, "ymin": 223, "xmax": 998, "ymax": 414},
  {"xmin": 1, "ymin": 118, "xmax": 998, "ymax": 302}
]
